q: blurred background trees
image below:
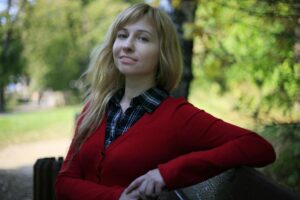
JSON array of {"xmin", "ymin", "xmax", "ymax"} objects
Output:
[
  {"xmin": 0, "ymin": 0, "xmax": 26, "ymax": 112},
  {"xmin": 0, "ymin": 0, "xmax": 299, "ymax": 192},
  {"xmin": 1, "ymin": 0, "xmax": 128, "ymax": 111},
  {"xmin": 156, "ymin": 0, "xmax": 300, "ymax": 190}
]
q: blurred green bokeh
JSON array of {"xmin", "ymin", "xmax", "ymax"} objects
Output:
[{"xmin": 0, "ymin": 0, "xmax": 299, "ymax": 193}]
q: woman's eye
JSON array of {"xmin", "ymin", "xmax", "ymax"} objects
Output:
[
  {"xmin": 117, "ymin": 33, "xmax": 127, "ymax": 39},
  {"xmin": 138, "ymin": 36, "xmax": 149, "ymax": 42}
]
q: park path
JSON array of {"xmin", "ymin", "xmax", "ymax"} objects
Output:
[{"xmin": 0, "ymin": 138, "xmax": 71, "ymax": 200}]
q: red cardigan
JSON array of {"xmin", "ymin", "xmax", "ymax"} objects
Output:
[{"xmin": 55, "ymin": 97, "xmax": 276, "ymax": 200}]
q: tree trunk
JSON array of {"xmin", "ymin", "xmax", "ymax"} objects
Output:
[
  {"xmin": 159, "ymin": 0, "xmax": 197, "ymax": 99},
  {"xmin": 293, "ymin": 2, "xmax": 300, "ymax": 106},
  {"xmin": 294, "ymin": 4, "xmax": 300, "ymax": 63},
  {"xmin": 0, "ymin": 0, "xmax": 12, "ymax": 113},
  {"xmin": 0, "ymin": 85, "xmax": 5, "ymax": 113}
]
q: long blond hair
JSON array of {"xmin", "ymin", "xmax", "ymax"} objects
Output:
[{"xmin": 73, "ymin": 3, "xmax": 183, "ymax": 151}]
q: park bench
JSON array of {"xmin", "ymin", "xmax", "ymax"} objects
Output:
[{"xmin": 33, "ymin": 157, "xmax": 300, "ymax": 200}]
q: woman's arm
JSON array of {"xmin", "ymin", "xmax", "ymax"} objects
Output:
[{"xmin": 158, "ymin": 103, "xmax": 276, "ymax": 190}]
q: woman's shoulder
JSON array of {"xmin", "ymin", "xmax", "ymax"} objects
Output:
[
  {"xmin": 161, "ymin": 96, "xmax": 186, "ymax": 108},
  {"xmin": 162, "ymin": 96, "xmax": 201, "ymax": 113}
]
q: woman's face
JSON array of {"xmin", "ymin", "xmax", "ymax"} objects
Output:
[{"xmin": 113, "ymin": 16, "xmax": 160, "ymax": 82}]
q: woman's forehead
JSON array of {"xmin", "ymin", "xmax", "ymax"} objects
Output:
[
  {"xmin": 123, "ymin": 17, "xmax": 155, "ymax": 30},
  {"xmin": 117, "ymin": 15, "xmax": 156, "ymax": 31}
]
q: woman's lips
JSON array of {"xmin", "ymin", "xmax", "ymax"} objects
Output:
[{"xmin": 119, "ymin": 56, "xmax": 137, "ymax": 64}]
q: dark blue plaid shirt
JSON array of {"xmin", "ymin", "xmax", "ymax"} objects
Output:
[{"xmin": 105, "ymin": 87, "xmax": 168, "ymax": 147}]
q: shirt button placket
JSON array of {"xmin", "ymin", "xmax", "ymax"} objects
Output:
[{"xmin": 97, "ymin": 150, "xmax": 106, "ymax": 183}]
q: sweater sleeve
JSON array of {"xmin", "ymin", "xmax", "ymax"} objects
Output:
[
  {"xmin": 158, "ymin": 102, "xmax": 276, "ymax": 190},
  {"xmin": 55, "ymin": 104, "xmax": 124, "ymax": 200},
  {"xmin": 55, "ymin": 143, "xmax": 124, "ymax": 200}
]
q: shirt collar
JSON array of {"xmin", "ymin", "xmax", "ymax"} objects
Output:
[{"xmin": 109, "ymin": 86, "xmax": 169, "ymax": 113}]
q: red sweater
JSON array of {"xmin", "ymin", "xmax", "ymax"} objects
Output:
[{"xmin": 55, "ymin": 97, "xmax": 276, "ymax": 200}]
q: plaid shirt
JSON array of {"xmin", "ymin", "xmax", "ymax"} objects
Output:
[{"xmin": 105, "ymin": 87, "xmax": 169, "ymax": 147}]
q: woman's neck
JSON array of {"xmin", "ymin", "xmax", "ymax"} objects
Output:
[{"xmin": 120, "ymin": 76, "xmax": 155, "ymax": 112}]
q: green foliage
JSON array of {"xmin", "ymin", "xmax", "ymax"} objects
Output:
[
  {"xmin": 21, "ymin": 0, "xmax": 129, "ymax": 91},
  {"xmin": 193, "ymin": 0, "xmax": 300, "ymax": 121},
  {"xmin": 191, "ymin": 0, "xmax": 300, "ymax": 192},
  {"xmin": 0, "ymin": 4, "xmax": 26, "ymax": 111},
  {"xmin": 0, "ymin": 28, "xmax": 25, "ymax": 85},
  {"xmin": 0, "ymin": 3, "xmax": 26, "ymax": 112},
  {"xmin": 261, "ymin": 123, "xmax": 300, "ymax": 192}
]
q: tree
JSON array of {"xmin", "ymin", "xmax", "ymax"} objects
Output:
[
  {"xmin": 158, "ymin": 0, "xmax": 197, "ymax": 98},
  {"xmin": 188, "ymin": 0, "xmax": 300, "ymax": 190},
  {"xmin": 22, "ymin": 0, "xmax": 129, "ymax": 92},
  {"xmin": 191, "ymin": 0, "xmax": 300, "ymax": 121},
  {"xmin": 0, "ymin": 0, "xmax": 26, "ymax": 112}
]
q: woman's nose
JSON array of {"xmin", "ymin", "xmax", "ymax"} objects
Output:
[{"xmin": 122, "ymin": 37, "xmax": 134, "ymax": 51}]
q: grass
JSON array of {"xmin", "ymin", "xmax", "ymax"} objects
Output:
[
  {"xmin": 0, "ymin": 105, "xmax": 81, "ymax": 149},
  {"xmin": 188, "ymin": 82, "xmax": 256, "ymax": 130}
]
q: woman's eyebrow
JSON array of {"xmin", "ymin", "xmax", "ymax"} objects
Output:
[
  {"xmin": 119, "ymin": 27, "xmax": 154, "ymax": 36},
  {"xmin": 118, "ymin": 28, "xmax": 127, "ymax": 32},
  {"xmin": 136, "ymin": 29, "xmax": 153, "ymax": 36}
]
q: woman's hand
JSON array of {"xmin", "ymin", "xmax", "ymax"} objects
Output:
[
  {"xmin": 119, "ymin": 188, "xmax": 140, "ymax": 200},
  {"xmin": 125, "ymin": 169, "xmax": 166, "ymax": 200}
]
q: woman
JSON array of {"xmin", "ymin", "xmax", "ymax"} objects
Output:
[{"xmin": 55, "ymin": 3, "xmax": 276, "ymax": 200}]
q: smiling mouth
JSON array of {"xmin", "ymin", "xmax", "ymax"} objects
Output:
[{"xmin": 119, "ymin": 56, "xmax": 137, "ymax": 64}]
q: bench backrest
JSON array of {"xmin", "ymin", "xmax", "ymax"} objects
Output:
[{"xmin": 33, "ymin": 157, "xmax": 300, "ymax": 200}]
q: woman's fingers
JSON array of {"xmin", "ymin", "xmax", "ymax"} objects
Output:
[
  {"xmin": 125, "ymin": 176, "xmax": 145, "ymax": 194},
  {"xmin": 119, "ymin": 188, "xmax": 140, "ymax": 200},
  {"xmin": 126, "ymin": 169, "xmax": 166, "ymax": 199},
  {"xmin": 139, "ymin": 169, "xmax": 166, "ymax": 198},
  {"xmin": 144, "ymin": 180, "xmax": 155, "ymax": 196},
  {"xmin": 138, "ymin": 179, "xmax": 156, "ymax": 199}
]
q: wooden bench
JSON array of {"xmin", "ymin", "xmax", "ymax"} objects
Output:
[{"xmin": 33, "ymin": 157, "xmax": 300, "ymax": 200}]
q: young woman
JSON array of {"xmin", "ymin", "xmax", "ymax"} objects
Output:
[{"xmin": 55, "ymin": 3, "xmax": 276, "ymax": 200}]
